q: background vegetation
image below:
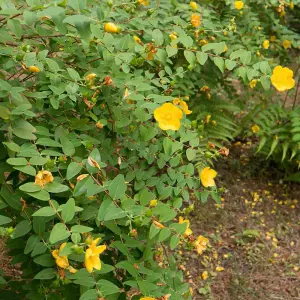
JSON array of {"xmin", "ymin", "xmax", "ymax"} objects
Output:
[{"xmin": 0, "ymin": 0, "xmax": 299, "ymax": 299}]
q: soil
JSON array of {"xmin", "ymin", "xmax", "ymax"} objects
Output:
[{"xmin": 184, "ymin": 142, "xmax": 300, "ymax": 300}]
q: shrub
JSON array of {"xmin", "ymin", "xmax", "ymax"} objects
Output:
[{"xmin": 0, "ymin": 0, "xmax": 297, "ymax": 299}]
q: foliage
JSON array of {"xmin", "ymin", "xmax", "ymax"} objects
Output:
[
  {"xmin": 0, "ymin": 0, "xmax": 298, "ymax": 299},
  {"xmin": 249, "ymin": 104, "xmax": 300, "ymax": 169}
]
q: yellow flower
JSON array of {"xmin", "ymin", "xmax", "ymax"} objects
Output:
[
  {"xmin": 216, "ymin": 266, "xmax": 224, "ymax": 272},
  {"xmin": 199, "ymin": 39, "xmax": 208, "ymax": 46},
  {"xmin": 140, "ymin": 298, "xmax": 156, "ymax": 300},
  {"xmin": 191, "ymin": 14, "xmax": 201, "ymax": 28},
  {"xmin": 173, "ymin": 98, "xmax": 192, "ymax": 115},
  {"xmin": 251, "ymin": 124, "xmax": 260, "ymax": 133},
  {"xmin": 52, "ymin": 243, "xmax": 69, "ymax": 269},
  {"xmin": 85, "ymin": 238, "xmax": 106, "ymax": 273},
  {"xmin": 263, "ymin": 40, "xmax": 270, "ymax": 49},
  {"xmin": 67, "ymin": 266, "xmax": 78, "ymax": 273},
  {"xmin": 153, "ymin": 220, "xmax": 165, "ymax": 229},
  {"xmin": 202, "ymin": 271, "xmax": 208, "ymax": 280},
  {"xmin": 271, "ymin": 66, "xmax": 295, "ymax": 92},
  {"xmin": 290, "ymin": 1, "xmax": 294, "ymax": 9},
  {"xmin": 149, "ymin": 199, "xmax": 157, "ymax": 207},
  {"xmin": 169, "ymin": 32, "xmax": 177, "ymax": 40},
  {"xmin": 190, "ymin": 1, "xmax": 197, "ymax": 10},
  {"xmin": 211, "ymin": 120, "xmax": 217, "ymax": 126},
  {"xmin": 28, "ymin": 66, "xmax": 40, "ymax": 73},
  {"xmin": 104, "ymin": 22, "xmax": 119, "ymax": 33},
  {"xmin": 133, "ymin": 35, "xmax": 143, "ymax": 45},
  {"xmin": 154, "ymin": 103, "xmax": 183, "ymax": 131},
  {"xmin": 123, "ymin": 88, "xmax": 130, "ymax": 99},
  {"xmin": 35, "ymin": 170, "xmax": 54, "ymax": 187},
  {"xmin": 194, "ymin": 235, "xmax": 209, "ymax": 254},
  {"xmin": 86, "ymin": 73, "xmax": 96, "ymax": 80},
  {"xmin": 205, "ymin": 114, "xmax": 211, "ymax": 123},
  {"xmin": 138, "ymin": 0, "xmax": 149, "ymax": 5},
  {"xmin": 200, "ymin": 167, "xmax": 217, "ymax": 187},
  {"xmin": 234, "ymin": 1, "xmax": 244, "ymax": 10},
  {"xmin": 223, "ymin": 44, "xmax": 228, "ymax": 52},
  {"xmin": 282, "ymin": 39, "xmax": 291, "ymax": 49},
  {"xmin": 270, "ymin": 35, "xmax": 276, "ymax": 42},
  {"xmin": 178, "ymin": 216, "xmax": 193, "ymax": 237},
  {"xmin": 249, "ymin": 79, "xmax": 257, "ymax": 89}
]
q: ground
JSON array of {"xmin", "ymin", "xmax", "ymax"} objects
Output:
[{"xmin": 182, "ymin": 141, "xmax": 300, "ymax": 300}]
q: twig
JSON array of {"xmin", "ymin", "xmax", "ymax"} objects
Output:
[{"xmin": 292, "ymin": 76, "xmax": 300, "ymax": 110}]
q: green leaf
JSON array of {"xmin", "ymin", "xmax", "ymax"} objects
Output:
[
  {"xmin": 200, "ymin": 191, "xmax": 209, "ymax": 203},
  {"xmin": 170, "ymin": 235, "xmax": 179, "ymax": 250},
  {"xmin": 98, "ymin": 198, "xmax": 126, "ymax": 221},
  {"xmin": 79, "ymin": 289, "xmax": 98, "ymax": 300},
  {"xmin": 32, "ymin": 207, "xmax": 56, "ymax": 217},
  {"xmin": 49, "ymin": 223, "xmax": 70, "ymax": 244},
  {"xmin": 98, "ymin": 263, "xmax": 115, "ymax": 274},
  {"xmin": 34, "ymin": 268, "xmax": 56, "ymax": 280},
  {"xmin": 67, "ymin": 68, "xmax": 81, "ymax": 81},
  {"xmin": 0, "ymin": 215, "xmax": 12, "ymax": 226},
  {"xmin": 60, "ymin": 136, "xmax": 75, "ymax": 156},
  {"xmin": 62, "ymin": 198, "xmax": 75, "ymax": 223},
  {"xmin": 163, "ymin": 137, "xmax": 173, "ymax": 156},
  {"xmin": 46, "ymin": 58, "xmax": 60, "ymax": 73},
  {"xmin": 27, "ymin": 189, "xmax": 50, "ymax": 201},
  {"xmin": 71, "ymin": 225, "xmax": 93, "ymax": 233},
  {"xmin": 213, "ymin": 57, "xmax": 224, "ymax": 73},
  {"xmin": 44, "ymin": 182, "xmax": 69, "ymax": 193},
  {"xmin": 7, "ymin": 19, "xmax": 22, "ymax": 39},
  {"xmin": 260, "ymin": 77, "xmax": 270, "ymax": 90},
  {"xmin": 12, "ymin": 127, "xmax": 36, "ymax": 140},
  {"xmin": 33, "ymin": 254, "xmax": 55, "ymax": 267},
  {"xmin": 256, "ymin": 136, "xmax": 267, "ymax": 153},
  {"xmin": 166, "ymin": 45, "xmax": 178, "ymax": 57},
  {"xmin": 240, "ymin": 51, "xmax": 252, "ymax": 65},
  {"xmin": 6, "ymin": 157, "xmax": 27, "ymax": 166},
  {"xmin": 13, "ymin": 220, "xmax": 32, "ymax": 239},
  {"xmin": 36, "ymin": 138, "xmax": 61, "ymax": 147},
  {"xmin": 196, "ymin": 52, "xmax": 208, "ymax": 65},
  {"xmin": 158, "ymin": 227, "xmax": 171, "ymax": 242},
  {"xmin": 19, "ymin": 182, "xmax": 41, "ymax": 193},
  {"xmin": 267, "ymin": 138, "xmax": 279, "ymax": 159},
  {"xmin": 149, "ymin": 223, "xmax": 160, "ymax": 239},
  {"xmin": 66, "ymin": 162, "xmax": 82, "ymax": 180},
  {"xmin": 97, "ymin": 279, "xmax": 120, "ymax": 296},
  {"xmin": 29, "ymin": 156, "xmax": 48, "ymax": 166},
  {"xmin": 152, "ymin": 29, "xmax": 164, "ymax": 46},
  {"xmin": 3, "ymin": 141, "xmax": 20, "ymax": 152},
  {"xmin": 184, "ymin": 50, "xmax": 196, "ymax": 67},
  {"xmin": 14, "ymin": 165, "xmax": 36, "ymax": 176},
  {"xmin": 108, "ymin": 174, "xmax": 127, "ymax": 200},
  {"xmin": 169, "ymin": 223, "xmax": 187, "ymax": 235},
  {"xmin": 225, "ymin": 59, "xmax": 237, "ymax": 71},
  {"xmin": 186, "ymin": 148, "xmax": 196, "ymax": 161},
  {"xmin": 260, "ymin": 61, "xmax": 271, "ymax": 75},
  {"xmin": 0, "ymin": 106, "xmax": 10, "ymax": 120},
  {"xmin": 24, "ymin": 235, "xmax": 39, "ymax": 254},
  {"xmin": 202, "ymin": 42, "xmax": 226, "ymax": 54}
]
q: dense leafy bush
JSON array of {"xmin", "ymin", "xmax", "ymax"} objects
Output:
[{"xmin": 0, "ymin": 0, "xmax": 297, "ymax": 299}]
